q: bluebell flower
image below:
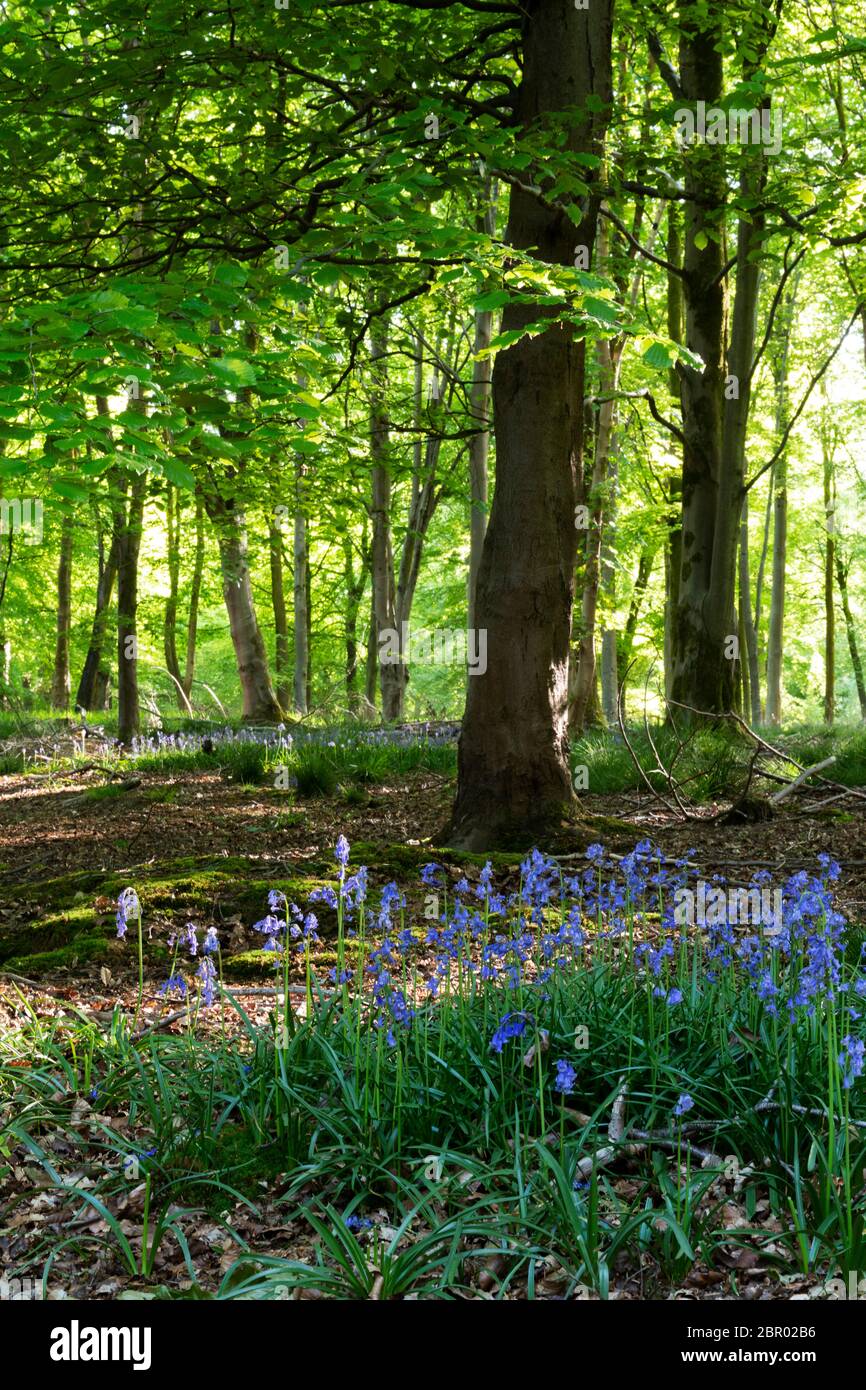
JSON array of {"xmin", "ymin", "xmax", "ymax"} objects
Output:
[
  {"xmin": 839, "ymin": 1035, "xmax": 865, "ymax": 1089},
  {"xmin": 115, "ymin": 888, "xmax": 140, "ymax": 939},
  {"xmin": 554, "ymin": 1059, "xmax": 577, "ymax": 1094},
  {"xmin": 490, "ymin": 1011, "xmax": 529, "ymax": 1053},
  {"xmin": 196, "ymin": 956, "xmax": 217, "ymax": 1008},
  {"xmin": 673, "ymin": 1093, "xmax": 694, "ymax": 1118},
  {"xmin": 335, "ymin": 835, "xmax": 350, "ymax": 869},
  {"xmin": 158, "ymin": 974, "xmax": 188, "ymax": 999}
]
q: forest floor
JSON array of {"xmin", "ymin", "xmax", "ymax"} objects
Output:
[{"xmin": 1, "ymin": 746, "xmax": 865, "ymax": 1301}]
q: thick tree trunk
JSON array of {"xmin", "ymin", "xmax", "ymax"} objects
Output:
[
  {"xmin": 669, "ymin": 15, "xmax": 726, "ymax": 715},
  {"xmin": 50, "ymin": 510, "xmax": 74, "ymax": 711},
  {"xmin": 468, "ymin": 181, "xmax": 497, "ymax": 631},
  {"xmin": 447, "ymin": 0, "xmax": 614, "ymax": 849},
  {"xmin": 670, "ymin": 5, "xmax": 774, "ymax": 720}
]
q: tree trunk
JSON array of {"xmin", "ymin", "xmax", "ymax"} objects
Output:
[
  {"xmin": 163, "ymin": 483, "xmax": 184, "ymax": 705},
  {"xmin": 738, "ymin": 493, "xmax": 762, "ymax": 725},
  {"xmin": 370, "ymin": 318, "xmax": 408, "ymax": 720},
  {"xmin": 292, "ymin": 463, "xmax": 309, "ymax": 714},
  {"xmin": 50, "ymin": 510, "xmax": 74, "ymax": 711},
  {"xmin": 671, "ymin": 13, "xmax": 771, "ymax": 718},
  {"xmin": 764, "ymin": 279, "xmax": 798, "ymax": 725},
  {"xmin": 182, "ymin": 491, "xmax": 205, "ymax": 698},
  {"xmin": 824, "ymin": 445, "xmax": 836, "ymax": 725},
  {"xmin": 364, "ymin": 591, "xmax": 378, "ymax": 710},
  {"xmin": 269, "ymin": 493, "xmax": 291, "ymax": 711},
  {"xmin": 343, "ymin": 531, "xmax": 366, "ymax": 714},
  {"xmin": 836, "ymin": 551, "xmax": 866, "ymax": 720},
  {"xmin": 448, "ymin": 0, "xmax": 614, "ymax": 849},
  {"xmin": 468, "ymin": 180, "xmax": 497, "ymax": 631},
  {"xmin": 206, "ymin": 492, "xmax": 282, "ymax": 723},
  {"xmin": 619, "ymin": 542, "xmax": 655, "ymax": 675},
  {"xmin": 570, "ymin": 331, "xmax": 621, "ymax": 734},
  {"xmin": 664, "ymin": 206, "xmax": 684, "ymax": 707},
  {"xmin": 115, "ymin": 471, "xmax": 147, "ymax": 743}
]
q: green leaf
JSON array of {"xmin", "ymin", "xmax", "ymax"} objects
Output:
[
  {"xmin": 210, "ymin": 358, "xmax": 257, "ymax": 389},
  {"xmin": 162, "ymin": 459, "xmax": 197, "ymax": 489}
]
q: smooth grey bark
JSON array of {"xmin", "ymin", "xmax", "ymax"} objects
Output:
[
  {"xmin": 269, "ymin": 489, "xmax": 291, "ymax": 711},
  {"xmin": 182, "ymin": 491, "xmax": 205, "ymax": 699},
  {"xmin": 50, "ymin": 510, "xmax": 74, "ymax": 711},
  {"xmin": 823, "ymin": 438, "xmax": 836, "ymax": 725},
  {"xmin": 369, "ymin": 317, "xmax": 406, "ymax": 720},
  {"xmin": 764, "ymin": 273, "xmax": 799, "ymax": 725},
  {"xmin": 164, "ymin": 483, "xmax": 185, "ymax": 706},
  {"xmin": 836, "ymin": 549, "xmax": 866, "ymax": 720}
]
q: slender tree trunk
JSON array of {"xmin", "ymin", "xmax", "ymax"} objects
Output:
[
  {"xmin": 765, "ymin": 454, "xmax": 787, "ymax": 726},
  {"xmin": 269, "ymin": 494, "xmax": 291, "ymax": 711},
  {"xmin": 824, "ymin": 446, "xmax": 836, "ymax": 724},
  {"xmin": 370, "ymin": 318, "xmax": 407, "ymax": 720},
  {"xmin": 570, "ymin": 329, "xmax": 621, "ymax": 734},
  {"xmin": 664, "ymin": 206, "xmax": 684, "ymax": 707},
  {"xmin": 739, "ymin": 493, "xmax": 762, "ymax": 725},
  {"xmin": 836, "ymin": 552, "xmax": 866, "ymax": 720},
  {"xmin": 764, "ymin": 283, "xmax": 798, "ymax": 725},
  {"xmin": 343, "ymin": 532, "xmax": 366, "ymax": 714},
  {"xmin": 448, "ymin": 0, "xmax": 614, "ymax": 849},
  {"xmin": 305, "ymin": 551, "xmax": 312, "ymax": 711},
  {"xmin": 77, "ymin": 467, "xmax": 120, "ymax": 711},
  {"xmin": 182, "ymin": 491, "xmax": 204, "ymax": 698},
  {"xmin": 292, "ymin": 462, "xmax": 309, "ymax": 714},
  {"xmin": 164, "ymin": 483, "xmax": 184, "ymax": 703},
  {"xmin": 50, "ymin": 510, "xmax": 74, "ymax": 711},
  {"xmin": 619, "ymin": 542, "xmax": 655, "ymax": 675},
  {"xmin": 115, "ymin": 471, "xmax": 147, "ymax": 743},
  {"xmin": 364, "ymin": 591, "xmax": 378, "ymax": 710}
]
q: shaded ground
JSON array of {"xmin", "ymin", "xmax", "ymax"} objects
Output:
[
  {"xmin": 1, "ymin": 762, "xmax": 865, "ymax": 986},
  {"xmin": 1, "ymin": 759, "xmax": 864, "ymax": 1301}
]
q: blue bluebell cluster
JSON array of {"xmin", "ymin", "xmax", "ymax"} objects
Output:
[{"xmin": 118, "ymin": 836, "xmax": 865, "ymax": 1109}]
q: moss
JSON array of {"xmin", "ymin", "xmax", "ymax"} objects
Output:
[{"xmin": 0, "ymin": 856, "xmax": 329, "ymax": 965}]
